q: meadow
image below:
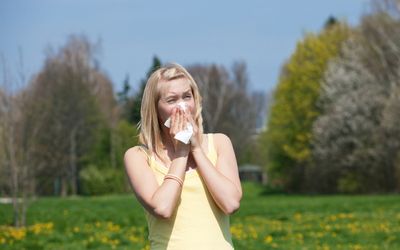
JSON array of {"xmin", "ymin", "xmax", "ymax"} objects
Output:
[{"xmin": 0, "ymin": 183, "xmax": 399, "ymax": 250}]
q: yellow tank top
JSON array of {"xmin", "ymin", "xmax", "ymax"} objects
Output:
[{"xmin": 141, "ymin": 134, "xmax": 234, "ymax": 250}]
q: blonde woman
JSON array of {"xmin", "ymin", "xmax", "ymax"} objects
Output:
[{"xmin": 124, "ymin": 63, "xmax": 242, "ymax": 249}]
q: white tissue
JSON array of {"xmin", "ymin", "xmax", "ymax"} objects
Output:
[{"xmin": 164, "ymin": 102, "xmax": 193, "ymax": 144}]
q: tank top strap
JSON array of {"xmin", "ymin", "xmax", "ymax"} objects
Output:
[{"xmin": 137, "ymin": 144, "xmax": 152, "ymax": 166}]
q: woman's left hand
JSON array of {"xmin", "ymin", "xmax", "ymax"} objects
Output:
[{"xmin": 186, "ymin": 113, "xmax": 201, "ymax": 152}]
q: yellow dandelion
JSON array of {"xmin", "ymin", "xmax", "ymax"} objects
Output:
[
  {"xmin": 9, "ymin": 227, "xmax": 26, "ymax": 240},
  {"xmin": 329, "ymin": 215, "xmax": 337, "ymax": 221},
  {"xmin": 351, "ymin": 244, "xmax": 362, "ymax": 250},
  {"xmin": 353, "ymin": 224, "xmax": 360, "ymax": 233},
  {"xmin": 141, "ymin": 244, "xmax": 150, "ymax": 250},
  {"xmin": 294, "ymin": 212, "xmax": 302, "ymax": 221},
  {"xmin": 100, "ymin": 236, "xmax": 109, "ymax": 244},
  {"xmin": 230, "ymin": 224, "xmax": 245, "ymax": 240},
  {"xmin": 107, "ymin": 222, "xmax": 120, "ymax": 232},
  {"xmin": 45, "ymin": 222, "xmax": 54, "ymax": 230},
  {"xmin": 30, "ymin": 224, "xmax": 42, "ymax": 235},
  {"xmin": 318, "ymin": 244, "xmax": 330, "ymax": 250},
  {"xmin": 379, "ymin": 223, "xmax": 389, "ymax": 233},
  {"xmin": 29, "ymin": 222, "xmax": 53, "ymax": 235},
  {"xmin": 295, "ymin": 233, "xmax": 304, "ymax": 242},
  {"xmin": 129, "ymin": 235, "xmax": 141, "ymax": 243},
  {"xmin": 247, "ymin": 225, "xmax": 258, "ymax": 239},
  {"xmin": 264, "ymin": 235, "xmax": 273, "ymax": 244}
]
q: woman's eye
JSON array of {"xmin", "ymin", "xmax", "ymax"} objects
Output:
[
  {"xmin": 184, "ymin": 95, "xmax": 192, "ymax": 99},
  {"xmin": 167, "ymin": 99, "xmax": 175, "ymax": 104}
]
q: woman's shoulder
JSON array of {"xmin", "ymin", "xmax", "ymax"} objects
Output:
[
  {"xmin": 124, "ymin": 145, "xmax": 142, "ymax": 155},
  {"xmin": 124, "ymin": 145, "xmax": 149, "ymax": 163},
  {"xmin": 206, "ymin": 133, "xmax": 233, "ymax": 148},
  {"xmin": 207, "ymin": 133, "xmax": 231, "ymax": 142}
]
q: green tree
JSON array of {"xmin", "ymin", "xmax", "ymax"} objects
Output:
[
  {"xmin": 124, "ymin": 56, "xmax": 161, "ymax": 125},
  {"xmin": 259, "ymin": 22, "xmax": 350, "ymax": 191},
  {"xmin": 30, "ymin": 35, "xmax": 116, "ymax": 196},
  {"xmin": 312, "ymin": 11, "xmax": 400, "ymax": 193},
  {"xmin": 80, "ymin": 120, "xmax": 138, "ymax": 195},
  {"xmin": 117, "ymin": 75, "xmax": 131, "ymax": 104}
]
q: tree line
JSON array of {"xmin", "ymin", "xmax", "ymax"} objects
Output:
[
  {"xmin": 0, "ymin": 36, "xmax": 263, "ymax": 226},
  {"xmin": 259, "ymin": 0, "xmax": 400, "ymax": 193}
]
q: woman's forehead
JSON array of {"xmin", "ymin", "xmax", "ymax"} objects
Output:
[{"xmin": 159, "ymin": 78, "xmax": 191, "ymax": 96}]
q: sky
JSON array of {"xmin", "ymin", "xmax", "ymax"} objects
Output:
[{"xmin": 0, "ymin": 0, "xmax": 370, "ymax": 94}]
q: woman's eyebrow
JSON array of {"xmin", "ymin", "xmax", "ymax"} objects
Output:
[
  {"xmin": 164, "ymin": 93, "xmax": 178, "ymax": 98},
  {"xmin": 165, "ymin": 89, "xmax": 191, "ymax": 96}
]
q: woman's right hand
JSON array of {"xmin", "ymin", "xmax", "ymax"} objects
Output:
[{"xmin": 169, "ymin": 108, "xmax": 190, "ymax": 158}]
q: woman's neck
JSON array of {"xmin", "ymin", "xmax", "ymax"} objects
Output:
[
  {"xmin": 160, "ymin": 127, "xmax": 174, "ymax": 148},
  {"xmin": 158, "ymin": 131, "xmax": 176, "ymax": 163}
]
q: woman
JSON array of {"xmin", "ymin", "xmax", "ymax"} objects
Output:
[{"xmin": 124, "ymin": 63, "xmax": 242, "ymax": 249}]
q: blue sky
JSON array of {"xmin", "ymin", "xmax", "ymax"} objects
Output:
[{"xmin": 0, "ymin": 0, "xmax": 369, "ymax": 94}]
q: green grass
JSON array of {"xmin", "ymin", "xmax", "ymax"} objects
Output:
[{"xmin": 1, "ymin": 182, "xmax": 400, "ymax": 249}]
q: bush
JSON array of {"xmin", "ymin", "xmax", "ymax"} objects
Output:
[
  {"xmin": 337, "ymin": 173, "xmax": 360, "ymax": 194},
  {"xmin": 79, "ymin": 165, "xmax": 128, "ymax": 195}
]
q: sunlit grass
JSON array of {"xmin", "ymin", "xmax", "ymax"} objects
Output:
[{"xmin": 1, "ymin": 183, "xmax": 399, "ymax": 249}]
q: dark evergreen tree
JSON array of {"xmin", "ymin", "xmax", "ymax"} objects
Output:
[
  {"xmin": 324, "ymin": 16, "xmax": 338, "ymax": 29},
  {"xmin": 117, "ymin": 74, "xmax": 131, "ymax": 104},
  {"xmin": 130, "ymin": 56, "xmax": 161, "ymax": 124}
]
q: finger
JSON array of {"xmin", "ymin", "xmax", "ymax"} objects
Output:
[
  {"xmin": 187, "ymin": 115, "xmax": 199, "ymax": 137},
  {"xmin": 184, "ymin": 115, "xmax": 191, "ymax": 129},
  {"xmin": 182, "ymin": 111, "xmax": 188, "ymax": 130},
  {"xmin": 186, "ymin": 114, "xmax": 196, "ymax": 130},
  {"xmin": 171, "ymin": 109, "xmax": 178, "ymax": 133},
  {"xmin": 175, "ymin": 110, "xmax": 180, "ymax": 131},
  {"xmin": 186, "ymin": 113, "xmax": 194, "ymax": 125},
  {"xmin": 178, "ymin": 109, "xmax": 184, "ymax": 131}
]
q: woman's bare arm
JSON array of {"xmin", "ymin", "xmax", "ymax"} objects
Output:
[
  {"xmin": 191, "ymin": 133, "xmax": 242, "ymax": 215},
  {"xmin": 124, "ymin": 146, "xmax": 187, "ymax": 219}
]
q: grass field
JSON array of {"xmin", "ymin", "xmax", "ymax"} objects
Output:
[{"xmin": 0, "ymin": 182, "xmax": 399, "ymax": 250}]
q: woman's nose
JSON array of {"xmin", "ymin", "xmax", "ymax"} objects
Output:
[{"xmin": 176, "ymin": 101, "xmax": 188, "ymax": 112}]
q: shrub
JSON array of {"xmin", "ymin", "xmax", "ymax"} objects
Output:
[{"xmin": 79, "ymin": 165, "xmax": 128, "ymax": 195}]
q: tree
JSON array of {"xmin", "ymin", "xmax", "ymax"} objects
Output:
[
  {"xmin": 120, "ymin": 56, "xmax": 161, "ymax": 125},
  {"xmin": 312, "ymin": 9, "xmax": 400, "ymax": 193},
  {"xmin": 188, "ymin": 62, "xmax": 264, "ymax": 164},
  {"xmin": 31, "ymin": 35, "xmax": 115, "ymax": 196},
  {"xmin": 189, "ymin": 64, "xmax": 232, "ymax": 132},
  {"xmin": 117, "ymin": 75, "xmax": 131, "ymax": 105},
  {"xmin": 0, "ymin": 89, "xmax": 6, "ymax": 195},
  {"xmin": 259, "ymin": 21, "xmax": 350, "ymax": 191},
  {"xmin": 80, "ymin": 119, "xmax": 138, "ymax": 195},
  {"xmin": 0, "ymin": 53, "xmax": 48, "ymax": 226}
]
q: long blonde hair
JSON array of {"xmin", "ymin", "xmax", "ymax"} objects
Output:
[{"xmin": 139, "ymin": 63, "xmax": 204, "ymax": 160}]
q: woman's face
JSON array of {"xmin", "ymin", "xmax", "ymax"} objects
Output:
[{"xmin": 157, "ymin": 77, "xmax": 196, "ymax": 125}]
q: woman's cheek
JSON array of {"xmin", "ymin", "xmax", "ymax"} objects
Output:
[
  {"xmin": 190, "ymin": 105, "xmax": 196, "ymax": 117},
  {"xmin": 167, "ymin": 106, "xmax": 177, "ymax": 119},
  {"xmin": 159, "ymin": 109, "xmax": 171, "ymax": 124}
]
